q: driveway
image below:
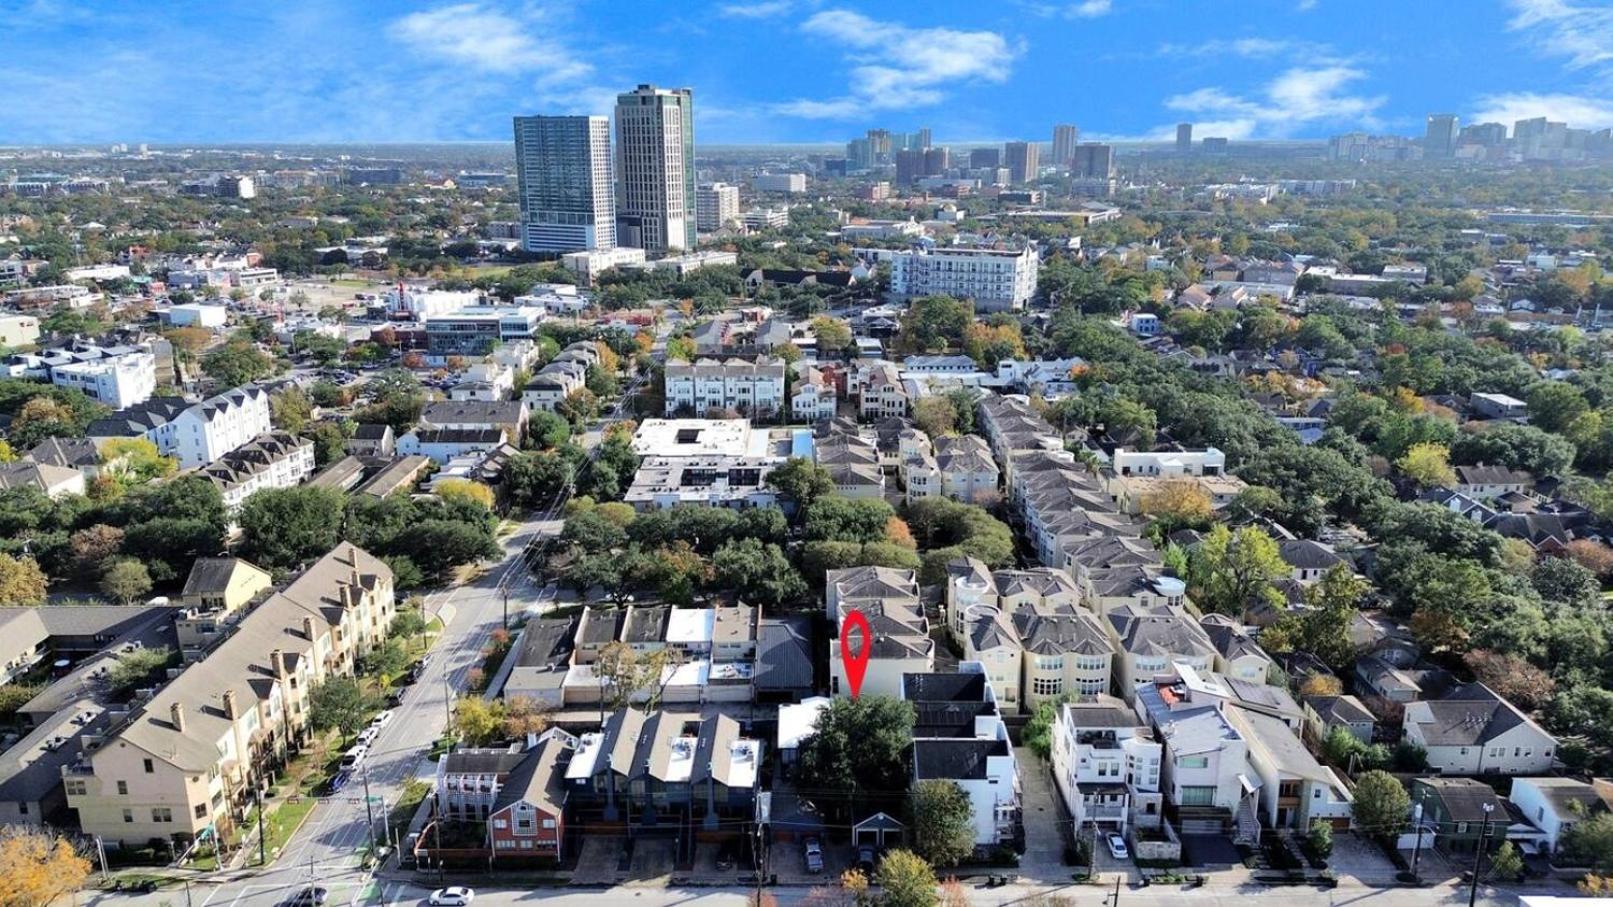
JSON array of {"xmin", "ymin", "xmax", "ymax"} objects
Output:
[
  {"xmin": 1014, "ymin": 746, "xmax": 1069, "ymax": 882},
  {"xmin": 1330, "ymin": 832, "xmax": 1401, "ymax": 884}
]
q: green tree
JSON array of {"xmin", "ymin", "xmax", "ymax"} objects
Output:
[
  {"xmin": 98, "ymin": 558, "xmax": 152, "ymax": 604},
  {"xmin": 528, "ymin": 410, "xmax": 571, "ymax": 449},
  {"xmin": 796, "ymin": 696, "xmax": 915, "ymax": 822},
  {"xmin": 1189, "ymin": 524, "xmax": 1288, "ymax": 616},
  {"xmin": 810, "ymin": 316, "xmax": 853, "ymax": 355},
  {"xmin": 872, "ymin": 849, "xmax": 938, "ymax": 907},
  {"xmin": 804, "ymin": 497, "xmax": 895, "ymax": 543},
  {"xmin": 201, "ymin": 341, "xmax": 273, "ymax": 387},
  {"xmin": 711, "ymin": 538, "xmax": 807, "ymax": 606},
  {"xmin": 306, "ymin": 420, "xmax": 353, "ymax": 467},
  {"xmin": 506, "ymin": 449, "xmax": 576, "ymax": 507},
  {"xmin": 1489, "ymin": 840, "xmax": 1523, "ymax": 880},
  {"xmin": 107, "ymin": 646, "xmax": 174, "ymax": 694},
  {"xmin": 358, "ymin": 639, "xmax": 410, "ymax": 684},
  {"xmin": 910, "ymin": 780, "xmax": 975, "ymax": 868},
  {"xmin": 897, "ymin": 295, "xmax": 972, "ymax": 353},
  {"xmin": 1560, "ymin": 813, "xmax": 1613, "ymax": 874},
  {"xmin": 238, "ymin": 486, "xmax": 347, "ymax": 572},
  {"xmin": 1527, "ymin": 381, "xmax": 1589, "ymax": 434},
  {"xmin": 766, "ymin": 457, "xmax": 836, "ymax": 511},
  {"xmin": 271, "ymin": 386, "xmax": 314, "ymax": 433},
  {"xmin": 307, "ymin": 677, "xmax": 372, "ymax": 743},
  {"xmin": 1307, "ymin": 820, "xmax": 1335, "ymax": 860},
  {"xmin": 1350, "ymin": 770, "xmax": 1410, "ymax": 838}
]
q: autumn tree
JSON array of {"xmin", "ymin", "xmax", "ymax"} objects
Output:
[
  {"xmin": 912, "ymin": 397, "xmax": 958, "ymax": 437},
  {"xmin": 435, "ymin": 478, "xmax": 496, "ymax": 510},
  {"xmin": 1463, "ymin": 650, "xmax": 1556, "ymax": 711},
  {"xmin": 873, "ymin": 850, "xmax": 939, "ymax": 907},
  {"xmin": 0, "ymin": 826, "xmax": 91, "ymax": 907},
  {"xmin": 1396, "ymin": 442, "xmax": 1456, "ymax": 489},
  {"xmin": 0, "ymin": 554, "xmax": 48, "ymax": 606},
  {"xmin": 1138, "ymin": 479, "xmax": 1213, "ymax": 523}
]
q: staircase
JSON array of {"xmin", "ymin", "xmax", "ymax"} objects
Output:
[{"xmin": 1233, "ymin": 798, "xmax": 1261, "ymax": 846}]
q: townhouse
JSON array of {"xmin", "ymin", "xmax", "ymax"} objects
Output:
[
  {"xmin": 65, "ymin": 545, "xmax": 396, "ymax": 848},
  {"xmin": 931, "ymin": 435, "xmax": 1000, "ymax": 504},
  {"xmin": 815, "ymin": 420, "xmax": 886, "ymax": 500},
  {"xmin": 4, "ymin": 341, "xmax": 158, "ymax": 409},
  {"xmin": 198, "ymin": 431, "xmax": 316, "ymax": 514},
  {"xmin": 1507, "ymin": 777, "xmax": 1613, "ymax": 855},
  {"xmin": 175, "ymin": 558, "xmax": 274, "ymax": 662},
  {"xmin": 826, "ymin": 566, "xmax": 933, "ymax": 699},
  {"xmin": 426, "ymin": 730, "xmax": 578, "ymax": 863},
  {"xmin": 857, "ymin": 361, "xmax": 909, "ymax": 421},
  {"xmin": 0, "ymin": 461, "xmax": 86, "ymax": 499},
  {"xmin": 521, "ymin": 343, "xmax": 597, "ymax": 413},
  {"xmin": 1050, "ymin": 696, "xmax": 1164, "ymax": 834},
  {"xmin": 419, "ymin": 400, "xmax": 529, "ymax": 444},
  {"xmin": 904, "ymin": 666, "xmax": 1022, "ymax": 851},
  {"xmin": 1402, "ymin": 683, "xmax": 1558, "ymax": 775},
  {"xmin": 663, "ymin": 357, "xmax": 786, "ymax": 417},
  {"xmin": 86, "ymin": 388, "xmax": 271, "ymax": 469},
  {"xmin": 553, "ymin": 605, "xmax": 759, "ymax": 706},
  {"xmin": 1198, "ymin": 614, "xmax": 1274, "ymax": 684},
  {"xmin": 563, "ymin": 709, "xmax": 761, "ymax": 829},
  {"xmin": 1105, "ymin": 605, "xmax": 1217, "ymax": 701},
  {"xmin": 790, "ymin": 362, "xmax": 837, "ymax": 422}
]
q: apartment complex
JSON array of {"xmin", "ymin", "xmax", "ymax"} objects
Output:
[
  {"xmin": 615, "ymin": 85, "xmax": 696, "ymax": 254},
  {"xmin": 198, "ymin": 431, "xmax": 316, "ymax": 514},
  {"xmin": 696, "ymin": 183, "xmax": 740, "ymax": 232},
  {"xmin": 889, "ymin": 247, "xmax": 1039, "ymax": 313},
  {"xmin": 513, "ymin": 115, "xmax": 616, "ymax": 253},
  {"xmin": 65, "ymin": 545, "xmax": 396, "ymax": 848},
  {"xmin": 5, "ymin": 341, "xmax": 158, "ymax": 409},
  {"xmin": 662, "ymin": 357, "xmax": 785, "ymax": 417}
]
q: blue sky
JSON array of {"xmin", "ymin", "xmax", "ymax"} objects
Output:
[{"xmin": 3, "ymin": 0, "xmax": 1612, "ymax": 145}]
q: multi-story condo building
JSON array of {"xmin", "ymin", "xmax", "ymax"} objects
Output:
[
  {"xmin": 65, "ymin": 545, "xmax": 395, "ymax": 848},
  {"xmin": 889, "ymin": 247, "xmax": 1039, "ymax": 313},
  {"xmin": 1050, "ymin": 696, "xmax": 1163, "ymax": 834},
  {"xmin": 614, "ymin": 85, "xmax": 696, "ymax": 255},
  {"xmin": 5, "ymin": 341, "xmax": 158, "ymax": 409},
  {"xmin": 1071, "ymin": 143, "xmax": 1115, "ymax": 180},
  {"xmin": 662, "ymin": 357, "xmax": 785, "ymax": 417},
  {"xmin": 513, "ymin": 115, "xmax": 615, "ymax": 253},
  {"xmin": 199, "ymin": 432, "xmax": 316, "ymax": 514},
  {"xmin": 423, "ymin": 306, "xmax": 545, "ymax": 358},
  {"xmin": 170, "ymin": 386, "xmax": 272, "ymax": 469},
  {"xmin": 1176, "ymin": 123, "xmax": 1193, "ymax": 153},
  {"xmin": 1052, "ymin": 125, "xmax": 1080, "ymax": 170},
  {"xmin": 752, "ymin": 173, "xmax": 806, "ymax": 193},
  {"xmin": 1004, "ymin": 141, "xmax": 1040, "ymax": 184},
  {"xmin": 696, "ymin": 183, "xmax": 740, "ymax": 233}
]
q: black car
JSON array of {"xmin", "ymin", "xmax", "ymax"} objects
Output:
[
  {"xmin": 857, "ymin": 845, "xmax": 876, "ymax": 875},
  {"xmin": 284, "ymin": 886, "xmax": 328, "ymax": 907}
]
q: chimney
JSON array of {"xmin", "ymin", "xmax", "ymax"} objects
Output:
[
  {"xmin": 271, "ymin": 649, "xmax": 287, "ymax": 678},
  {"xmin": 222, "ymin": 689, "xmax": 239, "ymax": 720},
  {"xmin": 170, "ymin": 702, "xmax": 185, "ymax": 733},
  {"xmin": 302, "ymin": 616, "xmax": 315, "ymax": 640}
]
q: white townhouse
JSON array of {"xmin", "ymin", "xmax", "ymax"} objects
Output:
[
  {"xmin": 1050, "ymin": 696, "xmax": 1164, "ymax": 834},
  {"xmin": 199, "ymin": 432, "xmax": 316, "ymax": 514},
  {"xmin": 663, "ymin": 357, "xmax": 785, "ymax": 417},
  {"xmin": 171, "ymin": 386, "xmax": 273, "ymax": 469}
]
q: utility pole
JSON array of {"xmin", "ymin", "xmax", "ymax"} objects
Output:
[
  {"xmin": 94, "ymin": 836, "xmax": 108, "ymax": 884},
  {"xmin": 1109, "ymin": 873, "xmax": 1121, "ymax": 907},
  {"xmin": 1468, "ymin": 803, "xmax": 1494, "ymax": 907},
  {"xmin": 502, "ymin": 588, "xmax": 509, "ymax": 631},
  {"xmin": 254, "ymin": 771, "xmax": 267, "ymax": 866},
  {"xmin": 752, "ymin": 820, "xmax": 766, "ymax": 906},
  {"xmin": 1409, "ymin": 801, "xmax": 1425, "ymax": 880},
  {"xmin": 361, "ymin": 767, "xmax": 378, "ymax": 852}
]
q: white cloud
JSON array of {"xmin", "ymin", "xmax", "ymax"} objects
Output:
[
  {"xmin": 1507, "ymin": 0, "xmax": 1613, "ymax": 71},
  {"xmin": 1069, "ymin": 0, "xmax": 1113, "ymax": 17},
  {"xmin": 1163, "ymin": 65, "xmax": 1385, "ymax": 139},
  {"xmin": 388, "ymin": 3, "xmax": 592, "ymax": 83},
  {"xmin": 720, "ymin": 0, "xmax": 797, "ymax": 17},
  {"xmin": 1297, "ymin": 0, "xmax": 1319, "ymax": 9},
  {"xmin": 773, "ymin": 9, "xmax": 1019, "ymax": 119},
  {"xmin": 1470, "ymin": 91, "xmax": 1613, "ymax": 129}
]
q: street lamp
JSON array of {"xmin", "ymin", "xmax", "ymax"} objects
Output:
[{"xmin": 1468, "ymin": 802, "xmax": 1494, "ymax": 907}]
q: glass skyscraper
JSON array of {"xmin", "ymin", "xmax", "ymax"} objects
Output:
[
  {"xmin": 614, "ymin": 85, "xmax": 696, "ymax": 255},
  {"xmin": 512, "ymin": 115, "xmax": 615, "ymax": 253}
]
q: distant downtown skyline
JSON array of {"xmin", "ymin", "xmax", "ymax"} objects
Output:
[{"xmin": 3, "ymin": 1, "xmax": 1612, "ymax": 144}]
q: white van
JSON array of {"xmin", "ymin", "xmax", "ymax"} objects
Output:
[{"xmin": 340, "ymin": 744, "xmax": 368, "ymax": 771}]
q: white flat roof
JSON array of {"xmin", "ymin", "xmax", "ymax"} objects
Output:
[
  {"xmin": 777, "ymin": 696, "xmax": 832, "ymax": 751},
  {"xmin": 666, "ymin": 608, "xmax": 715, "ymax": 645}
]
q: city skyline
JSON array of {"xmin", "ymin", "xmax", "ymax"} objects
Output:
[{"xmin": 3, "ymin": 0, "xmax": 1612, "ymax": 145}]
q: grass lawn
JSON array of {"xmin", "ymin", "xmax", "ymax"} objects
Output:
[
  {"xmin": 254, "ymin": 796, "xmax": 319, "ymax": 865},
  {"xmin": 327, "ymin": 278, "xmax": 374, "ymax": 288}
]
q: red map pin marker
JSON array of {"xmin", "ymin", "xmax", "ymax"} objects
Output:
[{"xmin": 840, "ymin": 609, "xmax": 872, "ymax": 699}]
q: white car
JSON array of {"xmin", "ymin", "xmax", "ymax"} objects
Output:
[
  {"xmin": 371, "ymin": 710, "xmax": 394, "ymax": 729},
  {"xmin": 1106, "ymin": 832, "xmax": 1130, "ymax": 860},
  {"xmin": 428, "ymin": 888, "xmax": 474, "ymax": 906}
]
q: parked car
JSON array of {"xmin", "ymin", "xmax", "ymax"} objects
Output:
[
  {"xmin": 340, "ymin": 744, "xmax": 368, "ymax": 771},
  {"xmin": 356, "ymin": 726, "xmax": 378, "ymax": 746},
  {"xmin": 804, "ymin": 838, "xmax": 824, "ymax": 873},
  {"xmin": 428, "ymin": 887, "xmax": 474, "ymax": 906},
  {"xmin": 857, "ymin": 844, "xmax": 876, "ymax": 875},
  {"xmin": 370, "ymin": 710, "xmax": 394, "ymax": 729},
  {"xmin": 283, "ymin": 886, "xmax": 327, "ymax": 906},
  {"xmin": 1106, "ymin": 832, "xmax": 1130, "ymax": 860}
]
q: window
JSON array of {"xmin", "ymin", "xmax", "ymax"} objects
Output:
[
  {"xmin": 1179, "ymin": 786, "xmax": 1216, "ymax": 807},
  {"xmin": 152, "ymin": 808, "xmax": 173, "ymax": 823},
  {"xmin": 194, "ymin": 804, "xmax": 207, "ymax": 819},
  {"xmin": 493, "ymin": 819, "xmax": 508, "ymax": 830},
  {"xmin": 18, "ymin": 803, "xmax": 27, "ymax": 815},
  {"xmin": 1033, "ymin": 676, "xmax": 1063, "ymax": 697},
  {"xmin": 122, "ymin": 809, "xmax": 133, "ymax": 823},
  {"xmin": 117, "ymin": 781, "xmax": 128, "ymax": 796},
  {"xmin": 143, "ymin": 759, "xmax": 154, "ymax": 774},
  {"xmin": 542, "ymin": 818, "xmax": 556, "ymax": 829},
  {"xmin": 1177, "ymin": 756, "xmax": 1209, "ymax": 769},
  {"xmin": 65, "ymin": 781, "xmax": 86, "ymax": 797}
]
